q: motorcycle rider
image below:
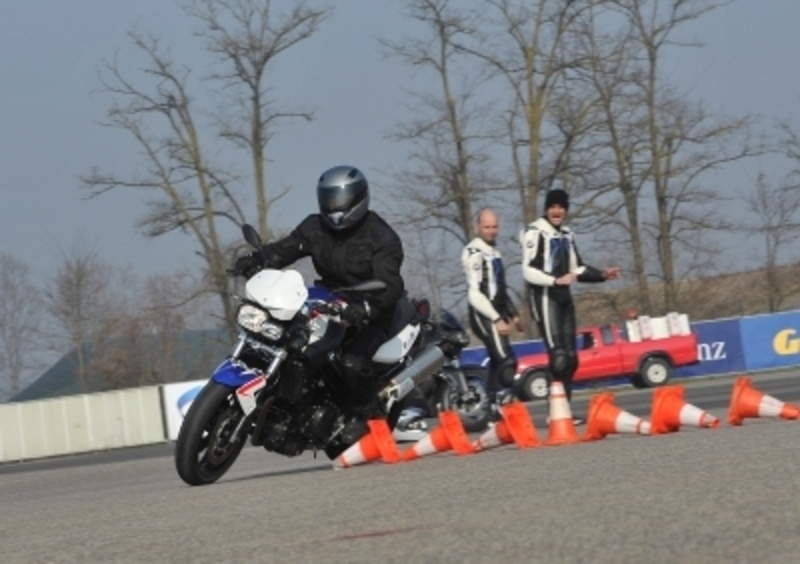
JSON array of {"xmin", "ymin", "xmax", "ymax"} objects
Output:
[
  {"xmin": 520, "ymin": 189, "xmax": 620, "ymax": 419},
  {"xmin": 462, "ymin": 208, "xmax": 524, "ymax": 417},
  {"xmin": 232, "ymin": 165, "xmax": 405, "ymax": 417}
]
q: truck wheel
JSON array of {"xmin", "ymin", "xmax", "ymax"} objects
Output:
[
  {"xmin": 638, "ymin": 357, "xmax": 672, "ymax": 388},
  {"xmin": 517, "ymin": 370, "xmax": 550, "ymax": 401}
]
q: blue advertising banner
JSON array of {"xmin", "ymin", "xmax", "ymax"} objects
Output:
[
  {"xmin": 740, "ymin": 310, "xmax": 800, "ymax": 371},
  {"xmin": 459, "ymin": 339, "xmax": 546, "ymax": 368},
  {"xmin": 674, "ymin": 318, "xmax": 746, "ymax": 378},
  {"xmin": 459, "ymin": 310, "xmax": 800, "ymax": 380}
]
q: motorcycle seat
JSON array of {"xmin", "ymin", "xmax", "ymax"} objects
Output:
[{"xmin": 386, "ymin": 297, "xmax": 418, "ymax": 340}]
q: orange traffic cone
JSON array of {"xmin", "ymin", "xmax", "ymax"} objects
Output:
[
  {"xmin": 473, "ymin": 402, "xmax": 540, "ymax": 451},
  {"xmin": 650, "ymin": 385, "xmax": 720, "ymax": 434},
  {"xmin": 544, "ymin": 381, "xmax": 581, "ymax": 446},
  {"xmin": 583, "ymin": 392, "xmax": 651, "ymax": 441},
  {"xmin": 333, "ymin": 419, "xmax": 401, "ymax": 469},
  {"xmin": 402, "ymin": 410, "xmax": 475, "ymax": 461},
  {"xmin": 728, "ymin": 376, "xmax": 800, "ymax": 426}
]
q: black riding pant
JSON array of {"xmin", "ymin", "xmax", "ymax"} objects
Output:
[
  {"xmin": 530, "ymin": 290, "xmax": 579, "ymax": 402},
  {"xmin": 469, "ymin": 308, "xmax": 516, "ymax": 399},
  {"xmin": 340, "ymin": 318, "xmax": 389, "ymax": 414}
]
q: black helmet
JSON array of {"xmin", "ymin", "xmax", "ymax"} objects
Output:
[{"xmin": 316, "ymin": 165, "xmax": 370, "ymax": 231}]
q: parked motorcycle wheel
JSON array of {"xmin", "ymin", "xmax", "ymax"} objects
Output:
[
  {"xmin": 175, "ymin": 382, "xmax": 247, "ymax": 486},
  {"xmin": 436, "ymin": 374, "xmax": 491, "ymax": 433}
]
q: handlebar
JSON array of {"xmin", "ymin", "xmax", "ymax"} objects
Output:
[{"xmin": 313, "ymin": 302, "xmax": 344, "ymax": 316}]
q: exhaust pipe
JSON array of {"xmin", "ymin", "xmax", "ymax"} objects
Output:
[{"xmin": 378, "ymin": 345, "xmax": 445, "ymax": 411}]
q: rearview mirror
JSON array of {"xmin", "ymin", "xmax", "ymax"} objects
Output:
[{"xmin": 242, "ymin": 224, "xmax": 263, "ymax": 250}]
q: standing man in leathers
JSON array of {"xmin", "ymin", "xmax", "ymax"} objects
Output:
[
  {"xmin": 520, "ymin": 189, "xmax": 620, "ymax": 420},
  {"xmin": 462, "ymin": 208, "xmax": 524, "ymax": 417}
]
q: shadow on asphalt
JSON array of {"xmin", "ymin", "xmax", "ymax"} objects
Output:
[
  {"xmin": 0, "ymin": 443, "xmax": 174, "ymax": 475},
  {"xmin": 223, "ymin": 463, "xmax": 333, "ymax": 484}
]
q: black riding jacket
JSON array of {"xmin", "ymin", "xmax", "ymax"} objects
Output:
[{"xmin": 258, "ymin": 211, "xmax": 405, "ymax": 321}]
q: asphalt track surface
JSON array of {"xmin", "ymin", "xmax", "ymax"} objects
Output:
[{"xmin": 2, "ymin": 371, "xmax": 799, "ymax": 563}]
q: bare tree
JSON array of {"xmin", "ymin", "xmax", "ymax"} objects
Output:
[
  {"xmin": 612, "ymin": 0, "xmax": 760, "ymax": 312},
  {"xmin": 383, "ymin": 0, "xmax": 495, "ymax": 245},
  {"xmin": 82, "ymin": 0, "xmax": 331, "ymax": 339},
  {"xmin": 46, "ymin": 248, "xmax": 114, "ymax": 393},
  {"xmin": 0, "ymin": 253, "xmax": 43, "ymax": 398},
  {"xmin": 452, "ymin": 0, "xmax": 602, "ymax": 224},
  {"xmin": 401, "ymin": 229, "xmax": 467, "ymax": 314},
  {"xmin": 577, "ymin": 9, "xmax": 655, "ymax": 312},
  {"xmin": 743, "ymin": 173, "xmax": 800, "ymax": 312},
  {"xmin": 190, "ymin": 0, "xmax": 332, "ymax": 240}
]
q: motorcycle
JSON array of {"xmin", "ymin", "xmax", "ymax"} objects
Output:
[
  {"xmin": 402, "ymin": 310, "xmax": 491, "ymax": 435},
  {"xmin": 175, "ymin": 224, "xmax": 447, "ymax": 486}
]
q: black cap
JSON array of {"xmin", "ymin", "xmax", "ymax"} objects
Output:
[{"xmin": 544, "ymin": 189, "xmax": 570, "ymax": 211}]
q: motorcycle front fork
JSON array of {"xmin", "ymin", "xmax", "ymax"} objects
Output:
[{"xmin": 441, "ymin": 365, "xmax": 470, "ymax": 397}]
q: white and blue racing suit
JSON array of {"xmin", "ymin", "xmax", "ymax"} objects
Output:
[
  {"xmin": 462, "ymin": 237, "xmax": 519, "ymax": 398},
  {"xmin": 520, "ymin": 217, "xmax": 606, "ymax": 402}
]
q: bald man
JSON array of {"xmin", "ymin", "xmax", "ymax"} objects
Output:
[{"xmin": 462, "ymin": 208, "xmax": 524, "ymax": 413}]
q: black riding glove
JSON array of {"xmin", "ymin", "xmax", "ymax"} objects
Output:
[
  {"xmin": 232, "ymin": 252, "xmax": 263, "ymax": 278},
  {"xmin": 286, "ymin": 325, "xmax": 310, "ymax": 353},
  {"xmin": 341, "ymin": 301, "xmax": 369, "ymax": 327},
  {"xmin": 283, "ymin": 314, "xmax": 311, "ymax": 353}
]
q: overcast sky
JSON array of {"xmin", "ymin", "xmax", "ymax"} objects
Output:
[{"xmin": 2, "ymin": 0, "xmax": 800, "ymax": 284}]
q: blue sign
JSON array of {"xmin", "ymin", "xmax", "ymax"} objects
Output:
[
  {"xmin": 740, "ymin": 311, "xmax": 800, "ymax": 370},
  {"xmin": 459, "ymin": 339, "xmax": 547, "ymax": 369},
  {"xmin": 459, "ymin": 310, "xmax": 800, "ymax": 379},
  {"xmin": 674, "ymin": 318, "xmax": 745, "ymax": 378}
]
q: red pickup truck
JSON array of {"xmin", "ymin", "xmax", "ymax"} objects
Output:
[{"xmin": 513, "ymin": 322, "xmax": 699, "ymax": 401}]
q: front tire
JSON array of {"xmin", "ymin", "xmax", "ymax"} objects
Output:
[{"xmin": 175, "ymin": 382, "xmax": 247, "ymax": 486}]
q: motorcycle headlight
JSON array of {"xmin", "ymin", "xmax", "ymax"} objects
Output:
[
  {"xmin": 237, "ymin": 304, "xmax": 285, "ymax": 341},
  {"xmin": 260, "ymin": 321, "xmax": 284, "ymax": 341}
]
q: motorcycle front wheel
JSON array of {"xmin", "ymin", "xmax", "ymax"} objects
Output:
[{"xmin": 175, "ymin": 381, "xmax": 247, "ymax": 486}]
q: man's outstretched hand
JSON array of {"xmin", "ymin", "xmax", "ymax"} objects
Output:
[{"xmin": 604, "ymin": 266, "xmax": 621, "ymax": 281}]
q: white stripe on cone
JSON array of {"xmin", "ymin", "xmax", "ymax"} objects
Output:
[
  {"xmin": 549, "ymin": 382, "xmax": 572, "ymax": 420},
  {"xmin": 678, "ymin": 404, "xmax": 719, "ymax": 428},
  {"xmin": 757, "ymin": 397, "xmax": 790, "ymax": 418},
  {"xmin": 615, "ymin": 411, "xmax": 651, "ymax": 435},
  {"xmin": 474, "ymin": 426, "xmax": 503, "ymax": 451},
  {"xmin": 333, "ymin": 442, "xmax": 366, "ymax": 469},
  {"xmin": 407, "ymin": 433, "xmax": 438, "ymax": 458}
]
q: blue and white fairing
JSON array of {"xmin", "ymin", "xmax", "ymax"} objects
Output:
[
  {"xmin": 211, "ymin": 285, "xmax": 337, "ymax": 388},
  {"xmin": 305, "ymin": 285, "xmax": 336, "ymax": 303},
  {"xmin": 211, "ymin": 358, "xmax": 263, "ymax": 387}
]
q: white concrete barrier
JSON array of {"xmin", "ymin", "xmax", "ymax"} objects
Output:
[{"xmin": 0, "ymin": 386, "xmax": 165, "ymax": 463}]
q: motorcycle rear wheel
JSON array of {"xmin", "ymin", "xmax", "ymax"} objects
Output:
[{"xmin": 175, "ymin": 382, "xmax": 247, "ymax": 486}]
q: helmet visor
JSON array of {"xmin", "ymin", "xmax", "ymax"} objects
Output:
[{"xmin": 317, "ymin": 180, "xmax": 367, "ymax": 213}]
